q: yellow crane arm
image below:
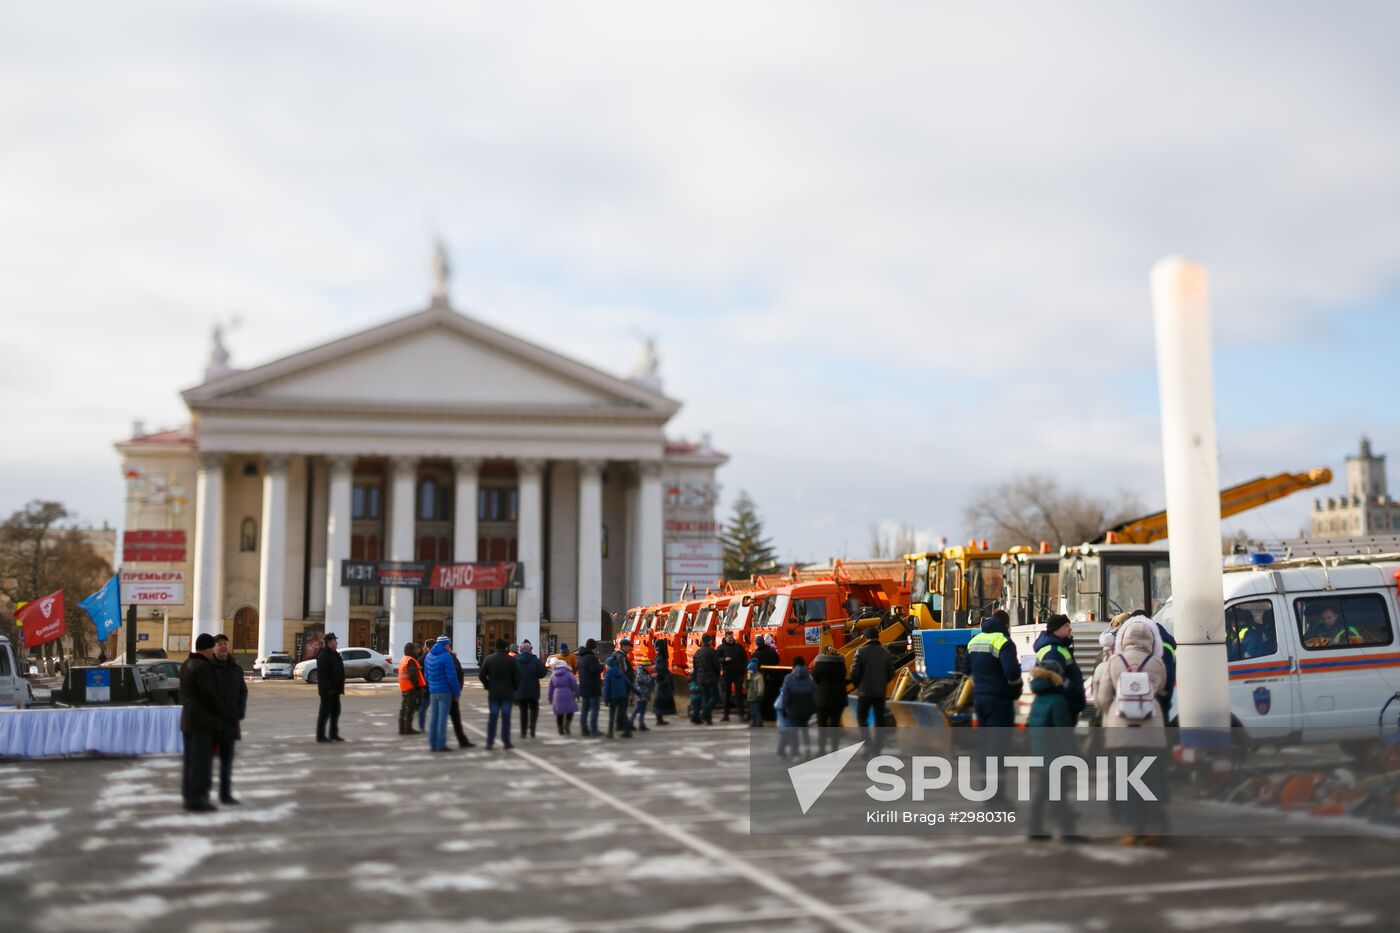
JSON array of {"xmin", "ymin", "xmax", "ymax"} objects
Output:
[{"xmin": 1098, "ymin": 467, "xmax": 1333, "ymax": 545}]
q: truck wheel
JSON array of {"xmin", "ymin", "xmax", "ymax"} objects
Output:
[
  {"xmin": 307, "ymin": 670, "xmax": 318, "ymax": 685},
  {"xmin": 366, "ymin": 668, "xmax": 385, "ymax": 683}
]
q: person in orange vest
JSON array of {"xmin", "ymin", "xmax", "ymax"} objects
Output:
[{"xmin": 398, "ymin": 642, "xmax": 426, "ymax": 735}]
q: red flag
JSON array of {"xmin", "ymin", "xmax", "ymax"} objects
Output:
[{"xmin": 17, "ymin": 590, "xmax": 65, "ymax": 649}]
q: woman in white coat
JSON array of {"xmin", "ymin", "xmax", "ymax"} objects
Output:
[{"xmin": 1091, "ymin": 618, "xmax": 1169, "ymax": 846}]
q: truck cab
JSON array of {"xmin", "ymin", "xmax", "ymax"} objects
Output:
[
  {"xmin": 0, "ymin": 635, "xmax": 32, "ymax": 708},
  {"xmin": 1000, "ymin": 544, "xmax": 1061, "ymax": 628},
  {"xmin": 682, "ymin": 595, "xmax": 729, "ymax": 671}
]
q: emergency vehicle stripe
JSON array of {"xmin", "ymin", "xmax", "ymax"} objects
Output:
[
  {"xmin": 1229, "ymin": 660, "xmax": 1289, "ymax": 675},
  {"xmin": 1228, "ymin": 663, "xmax": 1290, "ymax": 680},
  {"xmin": 1299, "ymin": 651, "xmax": 1400, "ymax": 673}
]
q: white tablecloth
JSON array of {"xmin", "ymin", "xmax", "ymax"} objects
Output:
[{"xmin": 0, "ymin": 706, "xmax": 183, "ymax": 758}]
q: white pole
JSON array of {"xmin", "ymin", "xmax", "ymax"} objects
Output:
[
  {"xmin": 162, "ymin": 609, "xmax": 169, "ymax": 653},
  {"xmin": 1150, "ymin": 258, "xmax": 1231, "ymax": 734}
]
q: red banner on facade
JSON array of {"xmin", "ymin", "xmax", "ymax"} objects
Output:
[
  {"xmin": 17, "ymin": 590, "xmax": 66, "ymax": 648},
  {"xmin": 429, "ymin": 562, "xmax": 525, "ymax": 590},
  {"xmin": 123, "ymin": 529, "xmax": 187, "ymax": 563}
]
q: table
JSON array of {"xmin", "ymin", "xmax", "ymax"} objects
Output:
[{"xmin": 0, "ymin": 706, "xmax": 182, "ymax": 759}]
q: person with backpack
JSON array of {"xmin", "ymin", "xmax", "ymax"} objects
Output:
[
  {"xmin": 775, "ymin": 656, "xmax": 817, "ymax": 758},
  {"xmin": 602, "ymin": 652, "xmax": 638, "ymax": 738},
  {"xmin": 1091, "ymin": 617, "xmax": 1168, "ymax": 846},
  {"xmin": 743, "ymin": 659, "xmax": 764, "ymax": 727},
  {"xmin": 576, "ymin": 639, "xmax": 603, "ymax": 737},
  {"xmin": 1033, "ymin": 614, "xmax": 1085, "ymax": 719},
  {"xmin": 547, "ymin": 657, "xmax": 580, "ymax": 735},
  {"xmin": 1025, "ymin": 658, "xmax": 1083, "ymax": 842}
]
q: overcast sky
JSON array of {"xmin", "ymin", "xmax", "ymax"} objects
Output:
[{"xmin": 4, "ymin": 2, "xmax": 1399, "ymax": 559}]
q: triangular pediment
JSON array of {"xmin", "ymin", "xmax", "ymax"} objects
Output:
[{"xmin": 183, "ymin": 304, "xmax": 679, "ymax": 417}]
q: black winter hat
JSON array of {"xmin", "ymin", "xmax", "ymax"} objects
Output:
[{"xmin": 194, "ymin": 633, "xmax": 216, "ymax": 651}]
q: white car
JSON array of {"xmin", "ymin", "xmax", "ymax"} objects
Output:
[
  {"xmin": 293, "ymin": 648, "xmax": 393, "ymax": 684},
  {"xmin": 257, "ymin": 653, "xmax": 294, "ymax": 680}
]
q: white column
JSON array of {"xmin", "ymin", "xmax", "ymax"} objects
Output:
[
  {"xmin": 256, "ymin": 455, "xmax": 290, "ymax": 661},
  {"xmin": 453, "ymin": 457, "xmax": 481, "ymax": 669},
  {"xmin": 636, "ymin": 460, "xmax": 664, "ymax": 605},
  {"xmin": 191, "ymin": 452, "xmax": 225, "ymax": 641},
  {"xmin": 323, "ymin": 455, "xmax": 354, "ymax": 646},
  {"xmin": 515, "ymin": 459, "xmax": 545, "ymax": 650},
  {"xmin": 388, "ymin": 456, "xmax": 418, "ymax": 657},
  {"xmin": 577, "ymin": 460, "xmax": 604, "ymax": 645}
]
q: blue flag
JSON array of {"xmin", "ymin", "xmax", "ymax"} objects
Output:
[{"xmin": 79, "ymin": 575, "xmax": 122, "ymax": 641}]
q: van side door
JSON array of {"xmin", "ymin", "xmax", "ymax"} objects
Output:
[
  {"xmin": 0, "ymin": 644, "xmax": 16, "ymax": 707},
  {"xmin": 1225, "ymin": 597, "xmax": 1299, "ymax": 740},
  {"xmin": 1292, "ymin": 591, "xmax": 1399, "ymax": 741}
]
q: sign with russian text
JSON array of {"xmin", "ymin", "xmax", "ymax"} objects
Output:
[
  {"xmin": 119, "ymin": 570, "xmax": 185, "ymax": 605},
  {"xmin": 340, "ymin": 560, "xmax": 524, "ymax": 589},
  {"xmin": 122, "ymin": 529, "xmax": 187, "ymax": 563},
  {"xmin": 429, "ymin": 562, "xmax": 525, "ymax": 590}
]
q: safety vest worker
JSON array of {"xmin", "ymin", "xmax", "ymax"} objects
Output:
[
  {"xmin": 398, "ymin": 646, "xmax": 426, "ymax": 736},
  {"xmin": 1033, "ymin": 613, "xmax": 1084, "ymax": 716},
  {"xmin": 958, "ymin": 609, "xmax": 1021, "ymax": 727}
]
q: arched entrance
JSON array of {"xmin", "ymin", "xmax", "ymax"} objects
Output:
[{"xmin": 232, "ymin": 607, "xmax": 258, "ymax": 652}]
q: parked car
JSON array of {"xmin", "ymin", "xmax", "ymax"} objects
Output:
[
  {"xmin": 293, "ymin": 647, "xmax": 393, "ymax": 684},
  {"xmin": 103, "ymin": 648, "xmax": 168, "ymax": 666},
  {"xmin": 135, "ymin": 658, "xmax": 183, "ymax": 704},
  {"xmin": 257, "ymin": 653, "xmax": 294, "ymax": 680}
]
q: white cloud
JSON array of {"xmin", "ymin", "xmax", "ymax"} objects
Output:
[{"xmin": 2, "ymin": 2, "xmax": 1398, "ymax": 555}]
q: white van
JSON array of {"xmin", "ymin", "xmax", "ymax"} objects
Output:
[
  {"xmin": 1156, "ymin": 555, "xmax": 1400, "ymax": 745},
  {"xmin": 0, "ymin": 635, "xmax": 33, "ymax": 709}
]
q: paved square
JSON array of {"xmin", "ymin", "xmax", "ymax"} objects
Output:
[{"xmin": 3, "ymin": 682, "xmax": 1399, "ymax": 932}]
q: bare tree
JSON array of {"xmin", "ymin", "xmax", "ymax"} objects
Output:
[
  {"xmin": 0, "ymin": 500, "xmax": 112, "ymax": 660},
  {"xmin": 868, "ymin": 522, "xmax": 921, "ymax": 559},
  {"xmin": 963, "ymin": 474, "xmax": 1143, "ymax": 549}
]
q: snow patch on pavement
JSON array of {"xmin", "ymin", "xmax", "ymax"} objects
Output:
[
  {"xmin": 37, "ymin": 895, "xmax": 172, "ymax": 931},
  {"xmin": 143, "ymin": 801, "xmax": 297, "ymax": 828},
  {"xmin": 1165, "ymin": 901, "xmax": 1377, "ymax": 929},
  {"xmin": 0, "ymin": 821, "xmax": 58, "ymax": 856}
]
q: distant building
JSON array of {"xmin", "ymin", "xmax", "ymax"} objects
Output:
[{"xmin": 1311, "ymin": 437, "xmax": 1400, "ymax": 536}]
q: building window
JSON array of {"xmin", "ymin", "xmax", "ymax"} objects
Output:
[
  {"xmin": 352, "ymin": 484, "xmax": 382, "ymax": 519},
  {"xmin": 239, "ymin": 517, "xmax": 257, "ymax": 552},
  {"xmin": 418, "ymin": 480, "xmax": 436, "ymax": 521},
  {"xmin": 478, "ymin": 487, "xmax": 518, "ymax": 522}
]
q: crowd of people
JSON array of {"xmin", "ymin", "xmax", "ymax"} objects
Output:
[{"xmin": 962, "ymin": 607, "xmax": 1176, "ymax": 847}]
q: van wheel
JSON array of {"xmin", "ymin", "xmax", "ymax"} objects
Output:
[
  {"xmin": 366, "ymin": 668, "xmax": 384, "ymax": 683},
  {"xmin": 307, "ymin": 670, "xmax": 319, "ymax": 685}
]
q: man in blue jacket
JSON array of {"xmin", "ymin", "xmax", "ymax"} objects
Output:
[
  {"xmin": 423, "ymin": 635, "xmax": 460, "ymax": 752},
  {"xmin": 1032, "ymin": 614, "xmax": 1084, "ymax": 719},
  {"xmin": 959, "ymin": 609, "xmax": 1022, "ymax": 728}
]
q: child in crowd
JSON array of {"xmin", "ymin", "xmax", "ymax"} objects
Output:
[
  {"xmin": 744, "ymin": 659, "xmax": 764, "ymax": 727},
  {"xmin": 547, "ymin": 657, "xmax": 580, "ymax": 735}
]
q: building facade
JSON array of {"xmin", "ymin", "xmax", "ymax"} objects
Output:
[
  {"xmin": 115, "ymin": 281, "xmax": 725, "ymax": 664},
  {"xmin": 1311, "ymin": 437, "xmax": 1400, "ymax": 537}
]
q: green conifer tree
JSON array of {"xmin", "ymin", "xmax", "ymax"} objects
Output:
[{"xmin": 719, "ymin": 491, "xmax": 778, "ymax": 580}]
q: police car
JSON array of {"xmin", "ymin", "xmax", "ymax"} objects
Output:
[{"xmin": 1155, "ymin": 553, "xmax": 1400, "ymax": 746}]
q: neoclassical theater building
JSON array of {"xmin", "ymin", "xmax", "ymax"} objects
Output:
[{"xmin": 116, "ymin": 260, "xmax": 726, "ymax": 665}]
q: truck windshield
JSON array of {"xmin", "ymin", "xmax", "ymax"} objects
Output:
[
  {"xmin": 690, "ymin": 608, "xmax": 715, "ymax": 633},
  {"xmin": 622, "ymin": 610, "xmax": 640, "ymax": 634},
  {"xmin": 722, "ymin": 602, "xmax": 751, "ymax": 631},
  {"xmin": 755, "ymin": 594, "xmax": 790, "ymax": 628},
  {"xmin": 968, "ymin": 559, "xmax": 1004, "ymax": 622},
  {"xmin": 664, "ymin": 609, "xmax": 684, "ymax": 634},
  {"xmin": 910, "ymin": 557, "xmax": 930, "ymax": 604}
]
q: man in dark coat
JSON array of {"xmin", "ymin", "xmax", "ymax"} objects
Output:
[
  {"xmin": 691, "ymin": 634, "xmax": 722, "ymax": 725},
  {"xmin": 811, "ymin": 646, "xmax": 848, "ymax": 753},
  {"xmin": 751, "ymin": 636, "xmax": 782, "ymax": 721},
  {"xmin": 576, "ymin": 639, "xmax": 603, "ymax": 737},
  {"xmin": 849, "ymin": 636, "xmax": 894, "ymax": 734},
  {"xmin": 514, "ymin": 640, "xmax": 548, "ymax": 739},
  {"xmin": 652, "ymin": 638, "xmax": 675, "ymax": 725},
  {"xmin": 315, "ymin": 631, "xmax": 346, "ymax": 743},
  {"xmin": 210, "ymin": 633, "xmax": 247, "ymax": 805},
  {"xmin": 958, "ymin": 609, "xmax": 1021, "ymax": 728},
  {"xmin": 448, "ymin": 644, "xmax": 474, "ymax": 748},
  {"xmin": 179, "ymin": 633, "xmax": 227, "ymax": 812},
  {"xmin": 717, "ymin": 633, "xmax": 749, "ymax": 722},
  {"xmin": 478, "ymin": 638, "xmax": 522, "ymax": 749}
]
